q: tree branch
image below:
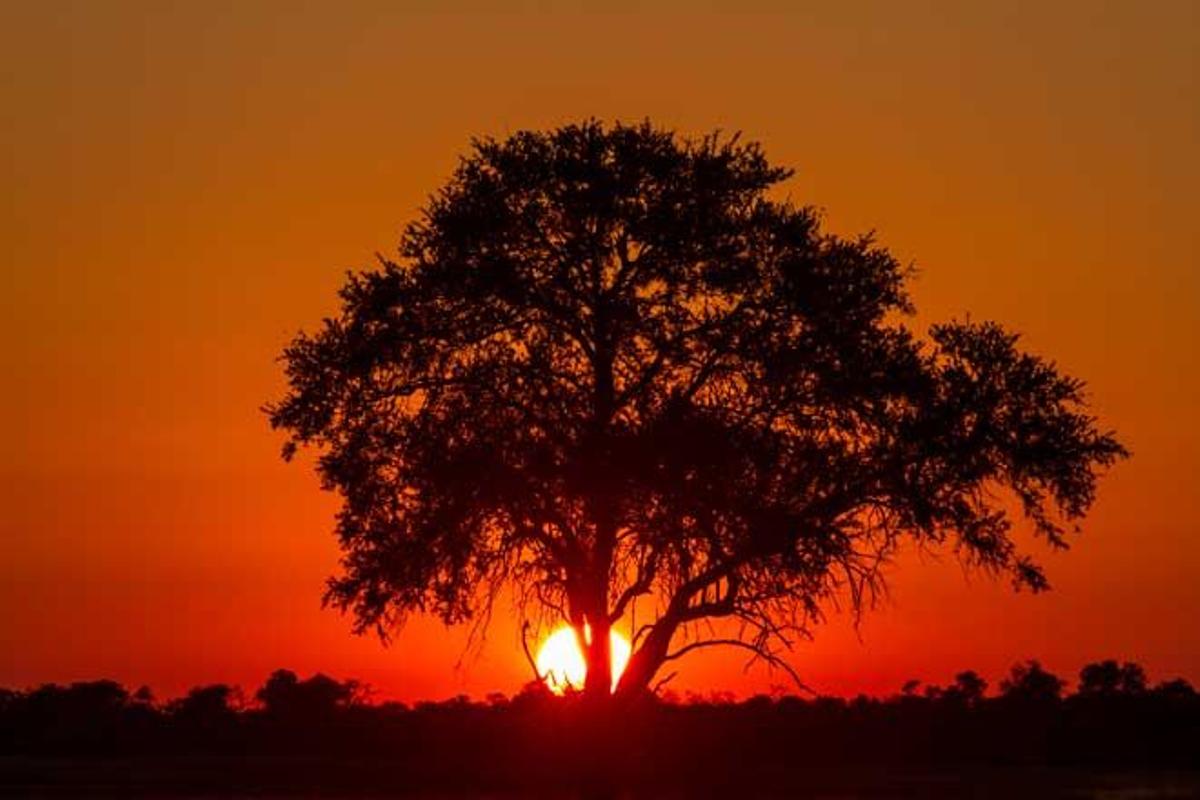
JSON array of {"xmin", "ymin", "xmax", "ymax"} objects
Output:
[
  {"xmin": 609, "ymin": 550, "xmax": 659, "ymax": 623},
  {"xmin": 651, "ymin": 670, "xmax": 678, "ymax": 695},
  {"xmin": 520, "ymin": 622, "xmax": 545, "ymax": 685},
  {"xmin": 664, "ymin": 638, "xmax": 814, "ymax": 695}
]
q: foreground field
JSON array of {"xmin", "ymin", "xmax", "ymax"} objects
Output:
[{"xmin": 2, "ymin": 757, "xmax": 1200, "ymax": 798}]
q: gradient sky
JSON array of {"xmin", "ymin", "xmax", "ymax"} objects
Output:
[{"xmin": 2, "ymin": 1, "xmax": 1197, "ymax": 703}]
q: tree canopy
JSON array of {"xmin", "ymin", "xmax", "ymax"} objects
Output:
[{"xmin": 267, "ymin": 119, "xmax": 1126, "ymax": 701}]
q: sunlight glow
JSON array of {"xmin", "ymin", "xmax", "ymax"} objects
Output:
[{"xmin": 535, "ymin": 626, "xmax": 631, "ymax": 694}]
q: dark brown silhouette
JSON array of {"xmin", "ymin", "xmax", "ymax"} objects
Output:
[
  {"xmin": 1, "ymin": 663, "xmax": 1197, "ymax": 796},
  {"xmin": 266, "ymin": 119, "xmax": 1126, "ymax": 705}
]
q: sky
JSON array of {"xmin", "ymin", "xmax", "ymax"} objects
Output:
[{"xmin": 2, "ymin": 0, "xmax": 1197, "ymax": 703}]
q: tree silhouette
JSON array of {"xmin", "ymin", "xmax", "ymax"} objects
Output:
[
  {"xmin": 267, "ymin": 119, "xmax": 1126, "ymax": 703},
  {"xmin": 256, "ymin": 669, "xmax": 362, "ymax": 719},
  {"xmin": 4, "ymin": 662, "xmax": 1199, "ymax": 779},
  {"xmin": 1078, "ymin": 660, "xmax": 1147, "ymax": 697},
  {"xmin": 169, "ymin": 684, "xmax": 240, "ymax": 724},
  {"xmin": 943, "ymin": 670, "xmax": 988, "ymax": 707},
  {"xmin": 1001, "ymin": 660, "xmax": 1065, "ymax": 705}
]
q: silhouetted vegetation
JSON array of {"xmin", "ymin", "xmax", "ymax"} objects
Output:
[
  {"xmin": 267, "ymin": 119, "xmax": 1126, "ymax": 703},
  {"xmin": 2, "ymin": 661, "xmax": 1196, "ymax": 795}
]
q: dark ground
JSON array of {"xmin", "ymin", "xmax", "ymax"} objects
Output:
[
  {"xmin": 2, "ymin": 757, "xmax": 1199, "ymax": 798},
  {"xmin": 3, "ymin": 663, "xmax": 1197, "ymax": 797}
]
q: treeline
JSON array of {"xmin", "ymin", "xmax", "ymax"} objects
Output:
[{"xmin": 1, "ymin": 660, "xmax": 1197, "ymax": 793}]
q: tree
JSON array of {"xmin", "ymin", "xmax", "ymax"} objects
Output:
[
  {"xmin": 267, "ymin": 119, "xmax": 1126, "ymax": 704},
  {"xmin": 1078, "ymin": 660, "xmax": 1147, "ymax": 697},
  {"xmin": 1000, "ymin": 660, "xmax": 1065, "ymax": 705},
  {"xmin": 169, "ymin": 684, "xmax": 240, "ymax": 724},
  {"xmin": 255, "ymin": 669, "xmax": 362, "ymax": 718},
  {"xmin": 941, "ymin": 670, "xmax": 988, "ymax": 707}
]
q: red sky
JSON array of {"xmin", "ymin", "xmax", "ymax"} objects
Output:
[{"xmin": 2, "ymin": 1, "xmax": 1197, "ymax": 702}]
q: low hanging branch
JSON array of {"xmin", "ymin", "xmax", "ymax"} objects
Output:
[
  {"xmin": 520, "ymin": 622, "xmax": 545, "ymax": 684},
  {"xmin": 664, "ymin": 639, "xmax": 815, "ymax": 696}
]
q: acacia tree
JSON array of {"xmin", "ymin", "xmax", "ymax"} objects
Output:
[{"xmin": 267, "ymin": 120, "xmax": 1125, "ymax": 703}]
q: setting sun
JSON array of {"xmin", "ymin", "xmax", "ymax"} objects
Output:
[{"xmin": 535, "ymin": 627, "xmax": 631, "ymax": 694}]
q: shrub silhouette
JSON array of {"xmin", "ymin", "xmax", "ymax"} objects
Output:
[
  {"xmin": 0, "ymin": 663, "xmax": 1197, "ymax": 793},
  {"xmin": 1078, "ymin": 659, "xmax": 1147, "ymax": 696}
]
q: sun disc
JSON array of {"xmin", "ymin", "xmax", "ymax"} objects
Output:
[{"xmin": 535, "ymin": 626, "xmax": 631, "ymax": 694}]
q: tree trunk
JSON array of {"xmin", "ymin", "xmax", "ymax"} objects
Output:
[
  {"xmin": 613, "ymin": 617, "xmax": 675, "ymax": 702},
  {"xmin": 582, "ymin": 614, "xmax": 612, "ymax": 701}
]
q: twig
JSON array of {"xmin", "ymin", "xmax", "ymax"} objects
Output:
[
  {"xmin": 652, "ymin": 670, "xmax": 678, "ymax": 695},
  {"xmin": 520, "ymin": 622, "xmax": 545, "ymax": 684},
  {"xmin": 663, "ymin": 638, "xmax": 814, "ymax": 695}
]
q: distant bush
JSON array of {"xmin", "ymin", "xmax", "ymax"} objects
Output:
[{"xmin": 1, "ymin": 660, "xmax": 1196, "ymax": 793}]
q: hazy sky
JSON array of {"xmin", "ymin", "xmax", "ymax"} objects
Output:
[{"xmin": 2, "ymin": 0, "xmax": 1197, "ymax": 701}]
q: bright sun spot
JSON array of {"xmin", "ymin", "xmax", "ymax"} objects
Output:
[{"xmin": 535, "ymin": 626, "xmax": 631, "ymax": 694}]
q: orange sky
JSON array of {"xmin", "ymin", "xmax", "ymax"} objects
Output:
[{"xmin": 2, "ymin": 1, "xmax": 1197, "ymax": 702}]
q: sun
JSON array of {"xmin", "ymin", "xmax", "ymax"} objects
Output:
[{"xmin": 535, "ymin": 626, "xmax": 631, "ymax": 694}]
